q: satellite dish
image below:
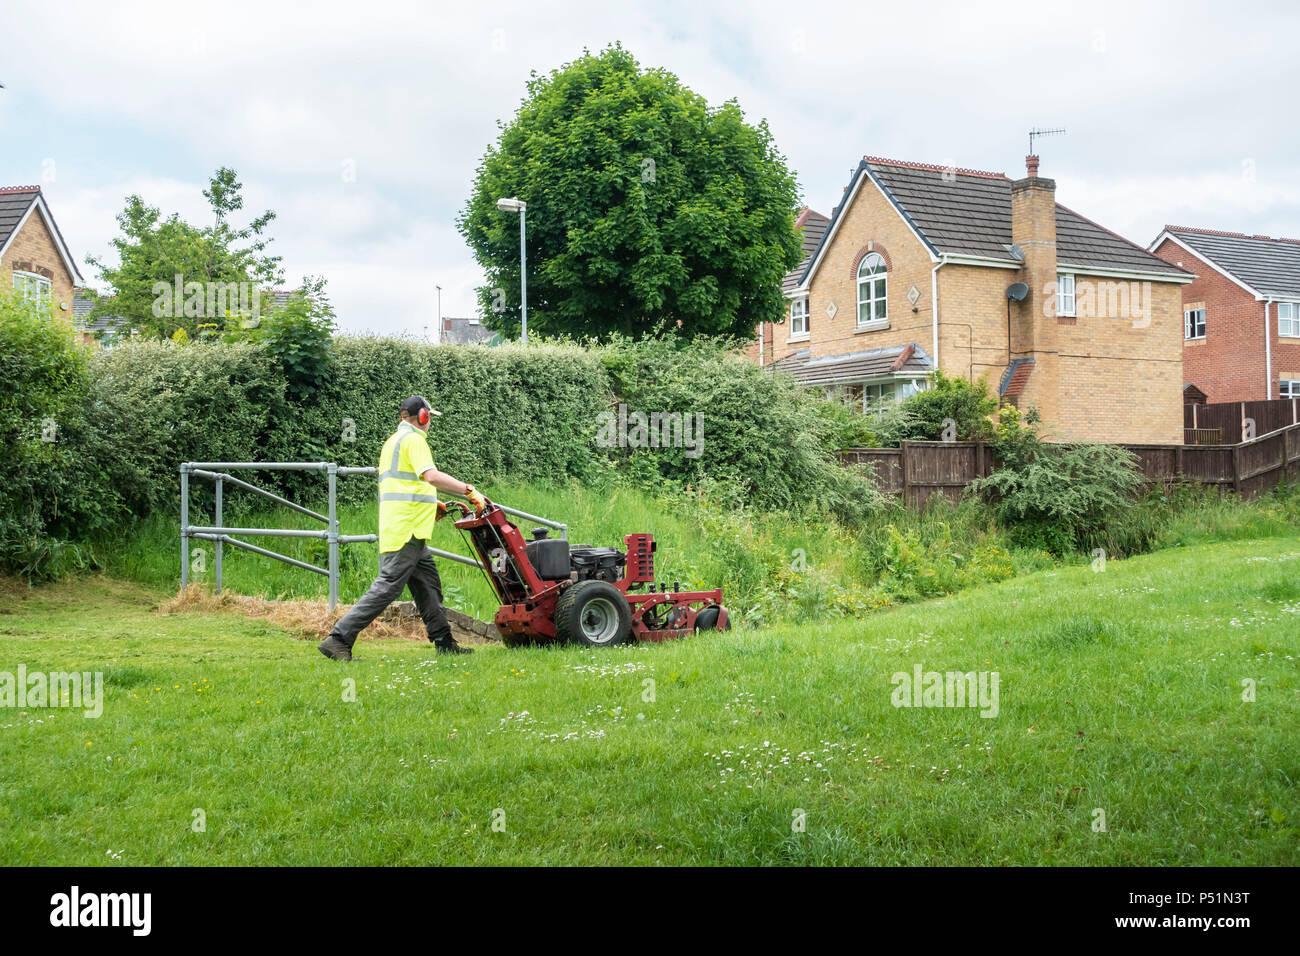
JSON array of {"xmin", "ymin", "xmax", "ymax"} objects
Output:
[{"xmin": 1006, "ymin": 282, "xmax": 1029, "ymax": 302}]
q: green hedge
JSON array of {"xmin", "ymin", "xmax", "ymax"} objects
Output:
[
  {"xmin": 597, "ymin": 336, "xmax": 882, "ymax": 519},
  {"xmin": 0, "ymin": 293, "xmax": 102, "ymax": 578},
  {"xmin": 78, "ymin": 336, "xmax": 610, "ymax": 518},
  {"xmin": 2, "ymin": 324, "xmax": 882, "ymax": 578}
]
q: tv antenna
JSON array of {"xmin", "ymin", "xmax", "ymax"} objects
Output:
[{"xmin": 1028, "ymin": 127, "xmax": 1066, "ymax": 154}]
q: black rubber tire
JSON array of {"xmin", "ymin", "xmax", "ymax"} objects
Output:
[
  {"xmin": 694, "ymin": 606, "xmax": 731, "ymax": 632},
  {"xmin": 554, "ymin": 580, "xmax": 633, "ymax": 647}
]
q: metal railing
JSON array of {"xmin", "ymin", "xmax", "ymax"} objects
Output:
[{"xmin": 179, "ymin": 461, "xmax": 566, "ymax": 609}]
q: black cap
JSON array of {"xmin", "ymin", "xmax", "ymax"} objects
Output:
[{"xmin": 400, "ymin": 395, "xmax": 441, "ymax": 418}]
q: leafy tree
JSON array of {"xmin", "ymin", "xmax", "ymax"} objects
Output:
[
  {"xmin": 87, "ymin": 167, "xmax": 282, "ymax": 339},
  {"xmin": 458, "ymin": 44, "xmax": 802, "ymax": 341},
  {"xmin": 242, "ymin": 276, "xmax": 338, "ymax": 402}
]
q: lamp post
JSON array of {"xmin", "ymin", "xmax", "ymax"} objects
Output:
[
  {"xmin": 434, "ymin": 284, "xmax": 442, "ymax": 345},
  {"xmin": 495, "ymin": 197, "xmax": 527, "ymax": 343}
]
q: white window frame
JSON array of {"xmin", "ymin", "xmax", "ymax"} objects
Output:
[
  {"xmin": 1056, "ymin": 272, "xmax": 1076, "ymax": 318},
  {"xmin": 856, "ymin": 253, "xmax": 888, "ymax": 330},
  {"xmin": 1281, "ymin": 379, "xmax": 1300, "ymax": 399},
  {"xmin": 13, "ymin": 270, "xmax": 52, "ymax": 307},
  {"xmin": 788, "ymin": 296, "xmax": 809, "ymax": 339},
  {"xmin": 1278, "ymin": 302, "xmax": 1300, "ymax": 339},
  {"xmin": 1184, "ymin": 307, "xmax": 1207, "ymax": 340},
  {"xmin": 823, "ymin": 378, "xmax": 929, "ymax": 414}
]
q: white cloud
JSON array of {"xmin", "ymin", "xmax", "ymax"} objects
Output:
[{"xmin": 3, "ymin": 0, "xmax": 1297, "ymax": 333}]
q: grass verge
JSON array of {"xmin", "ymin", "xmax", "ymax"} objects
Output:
[{"xmin": 2, "ymin": 537, "xmax": 1297, "ymax": 865}]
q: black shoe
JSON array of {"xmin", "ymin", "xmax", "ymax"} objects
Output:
[
  {"xmin": 318, "ymin": 636, "xmax": 355, "ymax": 661},
  {"xmin": 435, "ymin": 640, "xmax": 473, "ymax": 655}
]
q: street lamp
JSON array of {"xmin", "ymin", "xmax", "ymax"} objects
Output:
[
  {"xmin": 434, "ymin": 284, "xmax": 442, "ymax": 345},
  {"xmin": 496, "ymin": 197, "xmax": 527, "ymax": 343}
]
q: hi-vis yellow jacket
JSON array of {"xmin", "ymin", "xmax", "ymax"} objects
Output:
[{"xmin": 377, "ymin": 422, "xmax": 439, "ymax": 552}]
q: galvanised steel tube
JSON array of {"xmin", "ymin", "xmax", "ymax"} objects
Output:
[
  {"xmin": 327, "ymin": 463, "xmax": 339, "ymax": 610},
  {"xmin": 215, "ymin": 477, "xmax": 223, "ymax": 595},
  {"xmin": 180, "ymin": 465, "xmax": 190, "ymax": 589},
  {"xmin": 186, "ymin": 526, "xmax": 328, "ymax": 539},
  {"xmin": 189, "ymin": 469, "xmax": 328, "ymax": 524},
  {"xmin": 428, "ymin": 546, "xmax": 483, "ymax": 569},
  {"xmin": 186, "ymin": 461, "xmax": 331, "ymax": 471},
  {"xmin": 190, "ymin": 532, "xmax": 328, "ymax": 576}
]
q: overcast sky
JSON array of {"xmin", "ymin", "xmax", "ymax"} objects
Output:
[{"xmin": 2, "ymin": 0, "xmax": 1296, "ymax": 336}]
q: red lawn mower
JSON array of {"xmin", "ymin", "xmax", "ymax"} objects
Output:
[{"xmin": 449, "ymin": 502, "xmax": 729, "ymax": 648}]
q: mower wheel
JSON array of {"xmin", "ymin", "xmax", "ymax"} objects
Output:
[
  {"xmin": 694, "ymin": 606, "xmax": 731, "ymax": 632},
  {"xmin": 554, "ymin": 580, "xmax": 632, "ymax": 647}
]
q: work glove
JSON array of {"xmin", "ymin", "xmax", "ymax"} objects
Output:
[
  {"xmin": 435, "ymin": 501, "xmax": 449, "ymax": 522},
  {"xmin": 464, "ymin": 485, "xmax": 489, "ymax": 514}
]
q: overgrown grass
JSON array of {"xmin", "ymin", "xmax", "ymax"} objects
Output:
[
  {"xmin": 98, "ymin": 479, "xmax": 1057, "ymax": 626},
  {"xmin": 2, "ymin": 538, "xmax": 1297, "ymax": 865},
  {"xmin": 96, "ymin": 478, "xmax": 1300, "ymax": 628}
]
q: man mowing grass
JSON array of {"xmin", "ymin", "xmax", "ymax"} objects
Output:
[{"xmin": 319, "ymin": 395, "xmax": 489, "ymax": 662}]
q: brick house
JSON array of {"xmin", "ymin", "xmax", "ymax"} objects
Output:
[
  {"xmin": 0, "ymin": 185, "xmax": 83, "ymax": 319},
  {"xmin": 1147, "ymin": 226, "xmax": 1300, "ymax": 402},
  {"xmin": 764, "ymin": 155, "xmax": 1194, "ymax": 443},
  {"xmin": 749, "ymin": 206, "xmax": 829, "ymax": 365}
]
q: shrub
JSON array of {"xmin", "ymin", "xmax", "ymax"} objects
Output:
[
  {"xmin": 81, "ymin": 339, "xmax": 289, "ymax": 520},
  {"xmin": 0, "ymin": 292, "xmax": 103, "ymax": 578},
  {"xmin": 969, "ymin": 405, "xmax": 1143, "ymax": 554},
  {"xmin": 597, "ymin": 335, "xmax": 888, "ymax": 521},
  {"xmin": 245, "ymin": 277, "xmax": 336, "ymax": 402},
  {"xmin": 870, "ymin": 370, "xmax": 997, "ymax": 447}
]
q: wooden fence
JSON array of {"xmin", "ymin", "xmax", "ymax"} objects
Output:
[
  {"xmin": 1184, "ymin": 398, "xmax": 1300, "ymax": 445},
  {"xmin": 841, "ymin": 441, "xmax": 993, "ymax": 508},
  {"xmin": 841, "ymin": 421, "xmax": 1300, "ymax": 507}
]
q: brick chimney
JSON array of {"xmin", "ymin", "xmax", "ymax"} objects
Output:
[{"xmin": 1009, "ymin": 154, "xmax": 1059, "ymax": 421}]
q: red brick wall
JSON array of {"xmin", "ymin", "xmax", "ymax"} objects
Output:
[{"xmin": 1150, "ymin": 238, "xmax": 1298, "ymax": 402}]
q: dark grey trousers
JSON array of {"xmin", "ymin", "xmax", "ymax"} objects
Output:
[{"xmin": 329, "ymin": 537, "xmax": 453, "ymax": 648}]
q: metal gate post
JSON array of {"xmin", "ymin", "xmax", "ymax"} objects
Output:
[
  {"xmin": 215, "ymin": 476, "xmax": 223, "ymax": 595},
  {"xmin": 180, "ymin": 464, "xmax": 190, "ymax": 589},
  {"xmin": 327, "ymin": 463, "xmax": 339, "ymax": 611}
]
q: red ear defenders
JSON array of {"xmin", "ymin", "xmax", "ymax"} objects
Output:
[{"xmin": 417, "ymin": 405, "xmax": 430, "ymax": 426}]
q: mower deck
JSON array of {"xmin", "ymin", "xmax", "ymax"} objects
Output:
[{"xmin": 452, "ymin": 504, "xmax": 728, "ymax": 647}]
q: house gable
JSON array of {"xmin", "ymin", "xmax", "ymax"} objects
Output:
[
  {"xmin": 1149, "ymin": 226, "xmax": 1300, "ymax": 300},
  {"xmin": 0, "ymin": 188, "xmax": 83, "ymax": 286},
  {"xmin": 802, "ymin": 161, "xmax": 940, "ymax": 362},
  {"xmin": 1, "ymin": 187, "xmax": 82, "ymax": 319},
  {"xmin": 1149, "ymin": 228, "xmax": 1300, "ymax": 403}
]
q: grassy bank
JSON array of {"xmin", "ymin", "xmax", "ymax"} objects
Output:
[
  {"xmin": 101, "ymin": 477, "xmax": 1055, "ymax": 626},
  {"xmin": 2, "ymin": 537, "xmax": 1297, "ymax": 865},
  {"xmin": 98, "ymin": 478, "xmax": 1300, "ymax": 629}
]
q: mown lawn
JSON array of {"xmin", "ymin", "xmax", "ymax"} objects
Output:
[{"xmin": 1, "ymin": 537, "xmax": 1297, "ymax": 865}]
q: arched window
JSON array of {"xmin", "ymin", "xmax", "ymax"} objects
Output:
[{"xmin": 856, "ymin": 253, "xmax": 887, "ymax": 328}]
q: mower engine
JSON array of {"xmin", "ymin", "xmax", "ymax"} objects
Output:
[{"xmin": 451, "ymin": 503, "xmax": 729, "ymax": 648}]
